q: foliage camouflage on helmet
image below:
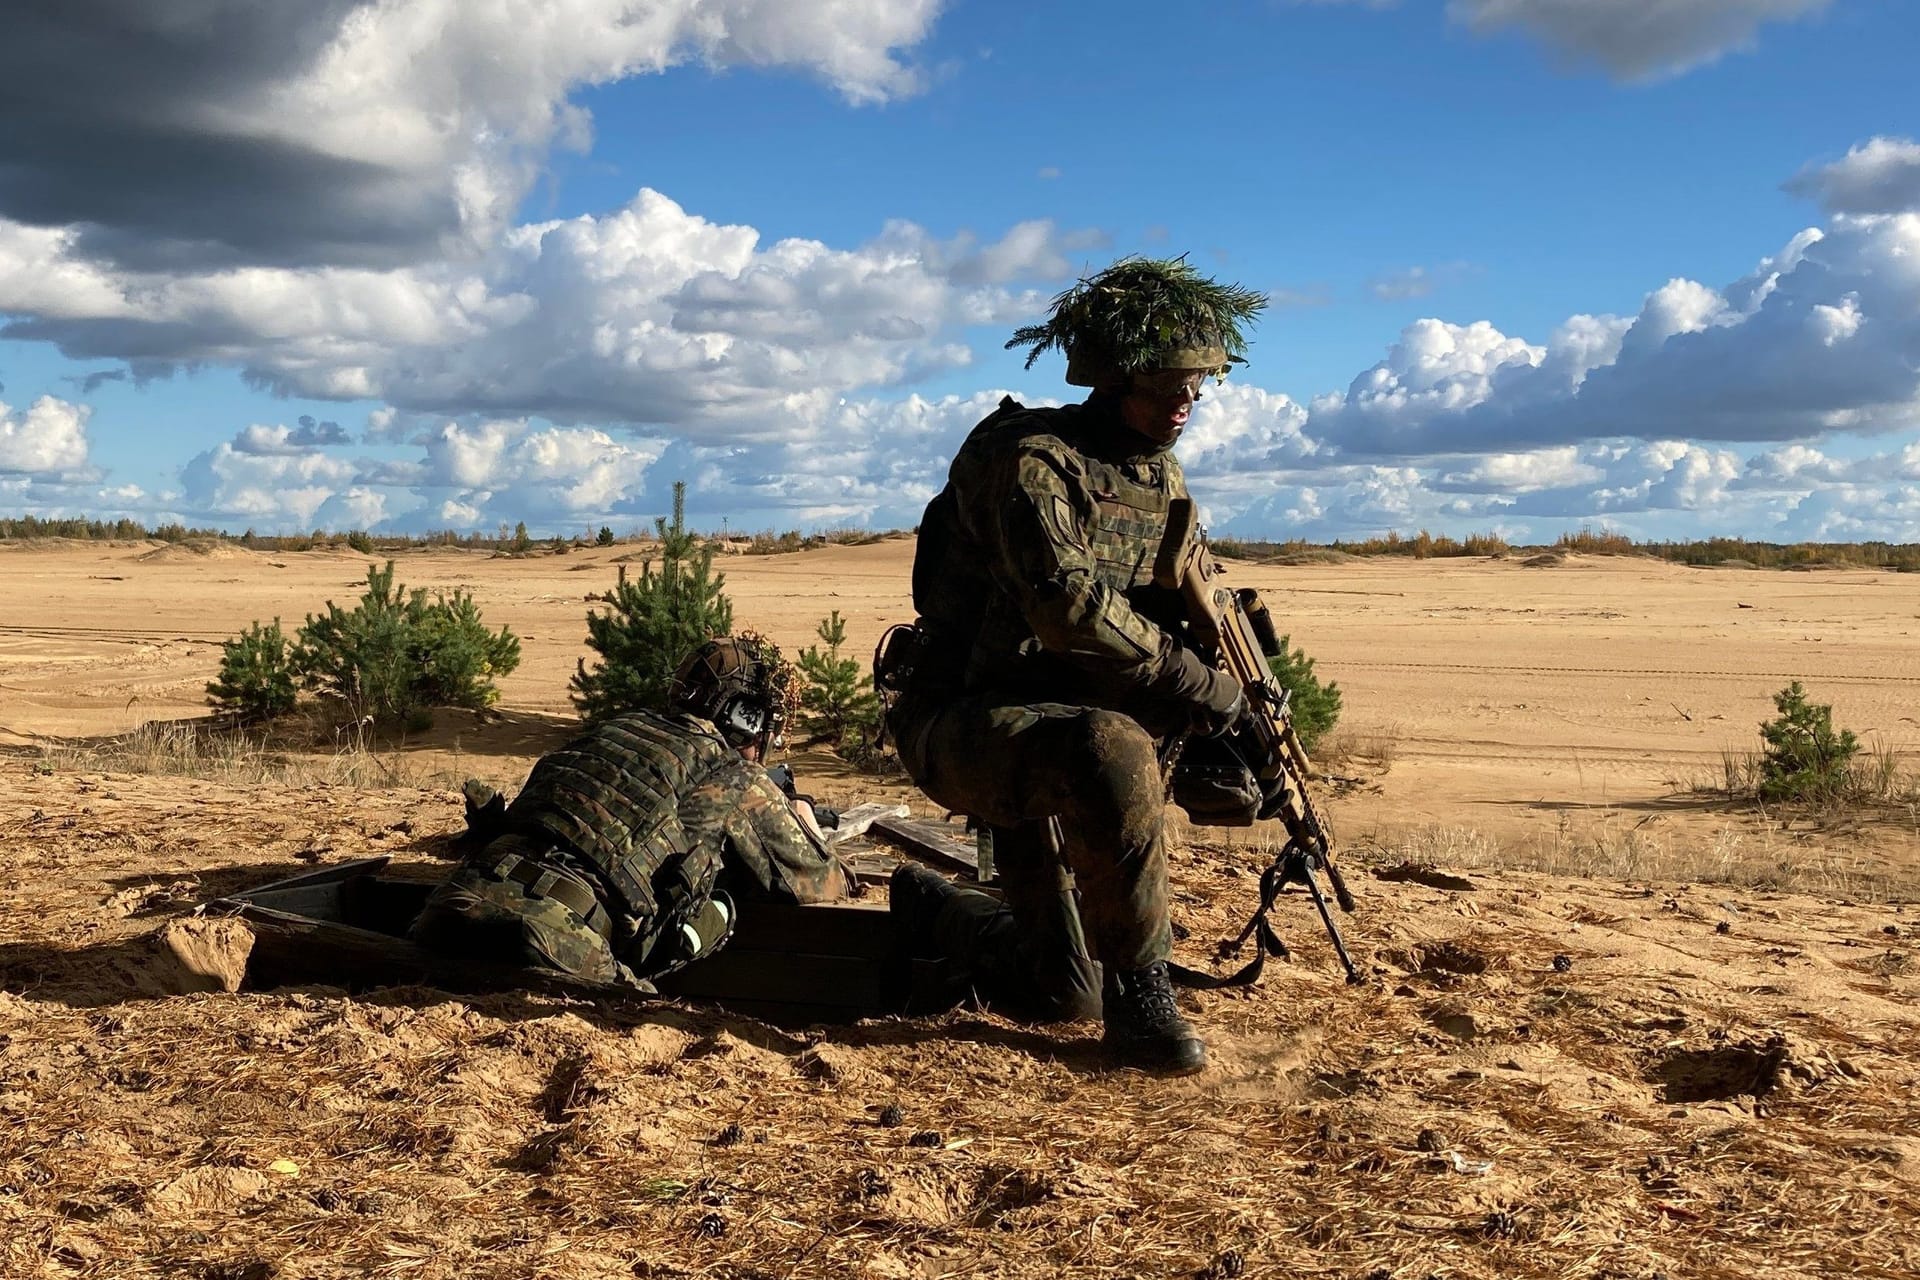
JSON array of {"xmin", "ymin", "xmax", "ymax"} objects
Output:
[
  {"xmin": 668, "ymin": 633, "xmax": 795, "ymax": 752},
  {"xmin": 1005, "ymin": 256, "xmax": 1268, "ymax": 388},
  {"xmin": 734, "ymin": 629, "xmax": 800, "ymax": 726}
]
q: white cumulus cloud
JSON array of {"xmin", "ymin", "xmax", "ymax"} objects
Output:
[
  {"xmin": 1786, "ymin": 137, "xmax": 1920, "ymax": 218},
  {"xmin": 0, "ymin": 396, "xmax": 92, "ymax": 474},
  {"xmin": 0, "ymin": 190, "xmax": 1091, "ymax": 441},
  {"xmin": 0, "ymin": 1, "xmax": 944, "ymax": 269}
]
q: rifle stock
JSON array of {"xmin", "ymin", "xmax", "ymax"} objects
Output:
[{"xmin": 1156, "ymin": 498, "xmax": 1362, "ymax": 984}]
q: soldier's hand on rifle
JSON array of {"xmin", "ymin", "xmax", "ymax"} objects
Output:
[
  {"xmin": 1190, "ymin": 667, "xmax": 1246, "ymax": 738},
  {"xmin": 1162, "ymin": 649, "xmax": 1245, "ymax": 738}
]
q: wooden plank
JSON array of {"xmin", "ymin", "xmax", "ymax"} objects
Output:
[
  {"xmin": 223, "ymin": 903, "xmax": 443, "ymax": 991},
  {"xmin": 826, "ymin": 802, "xmax": 911, "ymax": 846},
  {"xmin": 725, "ymin": 901, "xmax": 895, "ymax": 960},
  {"xmin": 842, "ymin": 854, "xmax": 899, "ymax": 888},
  {"xmin": 224, "ymin": 855, "xmax": 394, "ymax": 899},
  {"xmin": 868, "ymin": 815, "xmax": 981, "ymax": 877}
]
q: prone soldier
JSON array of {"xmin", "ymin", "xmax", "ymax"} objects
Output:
[{"xmin": 410, "ymin": 636, "xmax": 851, "ymax": 987}]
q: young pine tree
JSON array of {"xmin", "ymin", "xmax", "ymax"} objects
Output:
[
  {"xmin": 796, "ymin": 609, "xmax": 881, "ymax": 745},
  {"xmin": 570, "ymin": 481, "xmax": 733, "ymax": 721},
  {"xmin": 1757, "ymin": 681, "xmax": 1861, "ymax": 802},
  {"xmin": 1268, "ymin": 635, "xmax": 1342, "ymax": 754},
  {"xmin": 206, "ymin": 618, "xmax": 299, "ymax": 722},
  {"xmin": 292, "ymin": 561, "xmax": 520, "ymax": 728}
]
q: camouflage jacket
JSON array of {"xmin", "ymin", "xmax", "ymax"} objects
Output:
[
  {"xmin": 506, "ymin": 710, "xmax": 849, "ymax": 957},
  {"xmin": 911, "ymin": 393, "xmax": 1204, "ymax": 724}
]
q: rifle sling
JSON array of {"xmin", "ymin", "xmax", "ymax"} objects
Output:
[{"xmin": 1166, "ymin": 858, "xmax": 1294, "ymax": 990}]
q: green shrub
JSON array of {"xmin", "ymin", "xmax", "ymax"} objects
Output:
[
  {"xmin": 596, "ymin": 525, "xmax": 616, "ymax": 546},
  {"xmin": 292, "ymin": 561, "xmax": 520, "ymax": 727},
  {"xmin": 796, "ymin": 610, "xmax": 881, "ymax": 746},
  {"xmin": 1268, "ymin": 635, "xmax": 1342, "ymax": 754},
  {"xmin": 407, "ymin": 588, "xmax": 523, "ymax": 714},
  {"xmin": 1757, "ymin": 681, "xmax": 1860, "ymax": 802},
  {"xmin": 206, "ymin": 618, "xmax": 299, "ymax": 722},
  {"xmin": 571, "ymin": 481, "xmax": 733, "ymax": 721},
  {"xmin": 345, "ymin": 529, "xmax": 375, "ymax": 554}
]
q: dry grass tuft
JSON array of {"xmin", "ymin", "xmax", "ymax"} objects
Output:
[
  {"xmin": 28, "ymin": 719, "xmax": 467, "ymax": 791},
  {"xmin": 1316, "ymin": 724, "xmax": 1400, "ymax": 775},
  {"xmin": 1707, "ymin": 739, "xmax": 1920, "ymax": 811},
  {"xmin": 1357, "ymin": 809, "xmax": 1920, "ymax": 900}
]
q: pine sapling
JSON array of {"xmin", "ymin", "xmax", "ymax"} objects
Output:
[
  {"xmin": 571, "ymin": 481, "xmax": 733, "ymax": 721},
  {"xmin": 796, "ymin": 609, "xmax": 881, "ymax": 745},
  {"xmin": 206, "ymin": 618, "xmax": 298, "ymax": 722},
  {"xmin": 1757, "ymin": 681, "xmax": 1860, "ymax": 803},
  {"xmin": 1267, "ymin": 634, "xmax": 1342, "ymax": 754}
]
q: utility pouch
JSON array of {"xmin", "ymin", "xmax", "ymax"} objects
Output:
[
  {"xmin": 1170, "ymin": 734, "xmax": 1263, "ymax": 827},
  {"xmin": 873, "ymin": 622, "xmax": 926, "ymax": 696}
]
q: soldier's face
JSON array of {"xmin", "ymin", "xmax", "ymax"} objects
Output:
[{"xmin": 1120, "ymin": 369, "xmax": 1206, "ymax": 446}]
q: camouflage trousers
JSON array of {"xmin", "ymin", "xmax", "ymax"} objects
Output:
[
  {"xmin": 407, "ymin": 854, "xmax": 651, "ymax": 991},
  {"xmin": 891, "ymin": 693, "xmax": 1172, "ymax": 983}
]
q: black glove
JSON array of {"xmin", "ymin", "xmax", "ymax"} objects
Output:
[
  {"xmin": 1191, "ymin": 669, "xmax": 1246, "ymax": 738},
  {"xmin": 765, "ymin": 762, "xmax": 797, "ymax": 799},
  {"xmin": 1159, "ymin": 649, "xmax": 1245, "ymax": 738}
]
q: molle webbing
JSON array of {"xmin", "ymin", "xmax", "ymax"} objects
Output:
[
  {"xmin": 1082, "ymin": 453, "xmax": 1172, "ymax": 590},
  {"xmin": 504, "ymin": 713, "xmax": 735, "ymax": 923}
]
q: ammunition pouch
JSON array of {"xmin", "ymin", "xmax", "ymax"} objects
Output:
[{"xmin": 1170, "ymin": 735, "xmax": 1262, "ymax": 827}]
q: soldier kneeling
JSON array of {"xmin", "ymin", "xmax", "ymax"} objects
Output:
[{"xmin": 882, "ymin": 257, "xmax": 1268, "ymax": 1076}]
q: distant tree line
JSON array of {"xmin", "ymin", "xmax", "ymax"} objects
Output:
[
  {"xmin": 1211, "ymin": 527, "xmax": 1920, "ymax": 571},
  {"xmin": 0, "ymin": 512, "xmax": 905, "ymax": 556},
  {"xmin": 10, "ymin": 510, "xmax": 1917, "ymax": 572},
  {"xmin": 0, "ymin": 514, "xmax": 630, "ymax": 553}
]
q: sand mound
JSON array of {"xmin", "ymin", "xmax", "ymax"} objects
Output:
[
  {"xmin": 1264, "ymin": 548, "xmax": 1356, "ymax": 566},
  {"xmin": 135, "ymin": 538, "xmax": 259, "ymax": 563}
]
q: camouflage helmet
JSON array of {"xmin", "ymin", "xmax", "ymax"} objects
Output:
[
  {"xmin": 1006, "ymin": 256, "xmax": 1268, "ymax": 389},
  {"xmin": 669, "ymin": 634, "xmax": 796, "ymax": 753}
]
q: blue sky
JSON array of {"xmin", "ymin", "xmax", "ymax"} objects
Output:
[{"xmin": 2, "ymin": 0, "xmax": 1918, "ymax": 542}]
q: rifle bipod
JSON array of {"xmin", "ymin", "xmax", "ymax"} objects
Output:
[{"xmin": 1167, "ymin": 841, "xmax": 1363, "ymax": 989}]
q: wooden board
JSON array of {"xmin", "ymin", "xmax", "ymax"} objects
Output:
[
  {"xmin": 867, "ymin": 815, "xmax": 982, "ymax": 877},
  {"xmin": 826, "ymin": 802, "xmax": 911, "ymax": 845}
]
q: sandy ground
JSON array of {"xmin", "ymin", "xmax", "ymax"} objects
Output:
[
  {"xmin": 3, "ymin": 537, "xmax": 1919, "ymax": 1276},
  {"xmin": 4, "ymin": 536, "xmax": 1916, "ymax": 881}
]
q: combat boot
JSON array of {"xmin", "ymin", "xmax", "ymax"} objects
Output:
[
  {"xmin": 1102, "ymin": 961, "xmax": 1206, "ymax": 1075},
  {"xmin": 889, "ymin": 864, "xmax": 965, "ymax": 955}
]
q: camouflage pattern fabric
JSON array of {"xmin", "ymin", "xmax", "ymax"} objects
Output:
[
  {"xmin": 891, "ymin": 696, "xmax": 1171, "ymax": 971},
  {"xmin": 895, "ymin": 393, "xmax": 1194, "ymax": 973},
  {"xmin": 409, "ymin": 842, "xmax": 643, "ymax": 989},
  {"xmin": 908, "ymin": 395, "xmax": 1207, "ymax": 734},
  {"xmin": 506, "ymin": 711, "xmax": 738, "ymax": 931},
  {"xmin": 410, "ymin": 710, "xmax": 849, "ymax": 984},
  {"xmin": 909, "ymin": 820, "xmax": 1104, "ymax": 1022},
  {"xmin": 694, "ymin": 754, "xmax": 852, "ymax": 905}
]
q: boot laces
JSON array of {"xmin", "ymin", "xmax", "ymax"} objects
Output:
[{"xmin": 1120, "ymin": 962, "xmax": 1182, "ymax": 1029}]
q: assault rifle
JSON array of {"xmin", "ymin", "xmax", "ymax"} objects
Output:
[{"xmin": 1154, "ymin": 498, "xmax": 1362, "ymax": 985}]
